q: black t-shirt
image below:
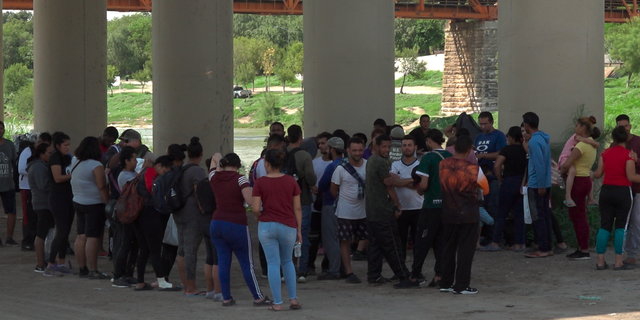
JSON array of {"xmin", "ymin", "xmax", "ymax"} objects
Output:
[
  {"xmin": 48, "ymin": 151, "xmax": 72, "ymax": 194},
  {"xmin": 499, "ymin": 144, "xmax": 528, "ymax": 178},
  {"xmin": 409, "ymin": 127, "xmax": 428, "ymax": 152}
]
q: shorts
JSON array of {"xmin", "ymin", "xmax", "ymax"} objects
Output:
[
  {"xmin": 36, "ymin": 209, "xmax": 55, "ymax": 239},
  {"xmin": 0, "ymin": 190, "xmax": 16, "ymax": 214},
  {"xmin": 74, "ymin": 202, "xmax": 106, "ymax": 238},
  {"xmin": 337, "ymin": 218, "xmax": 368, "ymax": 242}
]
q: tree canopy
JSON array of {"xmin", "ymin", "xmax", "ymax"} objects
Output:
[{"xmin": 606, "ymin": 18, "xmax": 640, "ymax": 87}]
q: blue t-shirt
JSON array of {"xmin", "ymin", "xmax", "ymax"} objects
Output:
[{"xmin": 474, "ymin": 129, "xmax": 507, "ymax": 168}]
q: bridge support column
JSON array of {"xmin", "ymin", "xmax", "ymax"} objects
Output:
[
  {"xmin": 304, "ymin": 0, "xmax": 395, "ymax": 137},
  {"xmin": 152, "ymin": 0, "xmax": 233, "ymax": 155},
  {"xmin": 498, "ymin": 0, "xmax": 604, "ymax": 144},
  {"xmin": 441, "ymin": 21, "xmax": 498, "ymax": 115},
  {"xmin": 33, "ymin": 0, "xmax": 107, "ymax": 142}
]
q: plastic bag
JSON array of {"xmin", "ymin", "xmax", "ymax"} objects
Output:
[
  {"xmin": 523, "ymin": 187, "xmax": 532, "ymax": 224},
  {"xmin": 163, "ymin": 214, "xmax": 179, "ymax": 246}
]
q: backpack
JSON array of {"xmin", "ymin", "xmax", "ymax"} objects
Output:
[
  {"xmin": 281, "ymin": 148, "xmax": 303, "ymax": 187},
  {"xmin": 194, "ymin": 177, "xmax": 217, "ymax": 215},
  {"xmin": 14, "ymin": 141, "xmax": 34, "ymax": 190},
  {"xmin": 115, "ymin": 170, "xmax": 147, "ymax": 224},
  {"xmin": 248, "ymin": 157, "xmax": 263, "ymax": 187},
  {"xmin": 152, "ymin": 163, "xmax": 198, "ymax": 215}
]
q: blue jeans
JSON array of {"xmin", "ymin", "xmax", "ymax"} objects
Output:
[
  {"xmin": 258, "ymin": 221, "xmax": 297, "ymax": 305},
  {"xmin": 530, "ymin": 188, "xmax": 552, "ymax": 252},
  {"xmin": 492, "ymin": 175, "xmax": 525, "ymax": 245},
  {"xmin": 297, "ymin": 204, "xmax": 312, "ymax": 273},
  {"xmin": 210, "ymin": 220, "xmax": 265, "ymax": 301}
]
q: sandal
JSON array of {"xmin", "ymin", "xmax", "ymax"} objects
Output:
[
  {"xmin": 253, "ymin": 296, "xmax": 273, "ymax": 307},
  {"xmin": 134, "ymin": 283, "xmax": 154, "ymax": 291},
  {"xmin": 613, "ymin": 264, "xmax": 634, "ymax": 271},
  {"xmin": 596, "ymin": 262, "xmax": 609, "ymax": 270},
  {"xmin": 289, "ymin": 303, "xmax": 302, "ymax": 310},
  {"xmin": 187, "ymin": 291, "xmax": 207, "ymax": 297},
  {"xmin": 563, "ymin": 200, "xmax": 577, "ymax": 208},
  {"xmin": 524, "ymin": 252, "xmax": 548, "ymax": 258},
  {"xmin": 268, "ymin": 306, "xmax": 281, "ymax": 311},
  {"xmin": 222, "ymin": 299, "xmax": 236, "ymax": 307}
]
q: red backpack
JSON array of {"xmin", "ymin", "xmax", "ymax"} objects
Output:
[{"xmin": 115, "ymin": 169, "xmax": 148, "ymax": 224}]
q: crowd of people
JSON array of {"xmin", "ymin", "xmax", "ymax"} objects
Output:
[{"xmin": 1, "ymin": 109, "xmax": 639, "ymax": 306}]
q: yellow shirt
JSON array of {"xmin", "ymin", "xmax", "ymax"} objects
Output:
[{"xmin": 574, "ymin": 140, "xmax": 597, "ymax": 177}]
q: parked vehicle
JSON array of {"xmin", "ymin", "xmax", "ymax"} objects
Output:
[{"xmin": 233, "ymin": 86, "xmax": 252, "ymax": 98}]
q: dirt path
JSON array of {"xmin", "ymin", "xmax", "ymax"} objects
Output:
[{"xmin": 1, "ymin": 203, "xmax": 639, "ymax": 319}]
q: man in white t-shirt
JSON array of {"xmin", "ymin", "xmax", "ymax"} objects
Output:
[
  {"xmin": 331, "ymin": 137, "xmax": 367, "ymax": 284},
  {"xmin": 387, "ymin": 135, "xmax": 424, "ymax": 262},
  {"xmin": 308, "ymin": 132, "xmax": 333, "ymax": 276}
]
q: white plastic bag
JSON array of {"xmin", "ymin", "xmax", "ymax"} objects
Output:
[
  {"xmin": 523, "ymin": 187, "xmax": 532, "ymax": 224},
  {"xmin": 163, "ymin": 214, "xmax": 179, "ymax": 246}
]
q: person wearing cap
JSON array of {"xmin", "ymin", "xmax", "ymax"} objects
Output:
[
  {"xmin": 284, "ymin": 125, "xmax": 317, "ymax": 283},
  {"xmin": 317, "ymin": 136, "xmax": 345, "ymax": 280},
  {"xmin": 119, "ymin": 130, "xmax": 155, "ymax": 161}
]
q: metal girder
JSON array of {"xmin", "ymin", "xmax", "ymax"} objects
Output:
[{"xmin": 1, "ymin": 0, "xmax": 637, "ymax": 23}]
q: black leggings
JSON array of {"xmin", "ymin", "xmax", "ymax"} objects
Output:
[
  {"xmin": 113, "ymin": 222, "xmax": 139, "ymax": 279},
  {"xmin": 48, "ymin": 192, "xmax": 74, "ymax": 264},
  {"xmin": 133, "ymin": 206, "xmax": 165, "ymax": 284},
  {"xmin": 36, "ymin": 209, "xmax": 55, "ymax": 240}
]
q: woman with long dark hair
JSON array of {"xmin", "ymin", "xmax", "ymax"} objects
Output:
[
  {"xmin": 44, "ymin": 132, "xmax": 76, "ymax": 276},
  {"xmin": 71, "ymin": 137, "xmax": 110, "ymax": 279},
  {"xmin": 210, "ymin": 152, "xmax": 271, "ymax": 306},
  {"xmin": 28, "ymin": 143, "xmax": 54, "ymax": 273},
  {"xmin": 253, "ymin": 149, "xmax": 302, "ymax": 311}
]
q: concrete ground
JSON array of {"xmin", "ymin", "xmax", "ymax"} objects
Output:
[{"xmin": 1, "ymin": 210, "xmax": 640, "ymax": 320}]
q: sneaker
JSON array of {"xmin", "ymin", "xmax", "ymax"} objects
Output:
[
  {"xmin": 553, "ymin": 246, "xmax": 569, "ymax": 255},
  {"xmin": 88, "ymin": 270, "xmax": 110, "ymax": 280},
  {"xmin": 112, "ymin": 277, "xmax": 130, "ymax": 288},
  {"xmin": 345, "ymin": 273, "xmax": 362, "ymax": 284},
  {"xmin": 367, "ymin": 276, "xmax": 386, "ymax": 286},
  {"xmin": 297, "ymin": 275, "xmax": 307, "ymax": 283},
  {"xmin": 125, "ymin": 277, "xmax": 138, "ymax": 284},
  {"xmin": 352, "ymin": 250, "xmax": 367, "ymax": 261},
  {"xmin": 5, "ymin": 238, "xmax": 19, "ymax": 247},
  {"xmin": 566, "ymin": 250, "xmax": 591, "ymax": 260},
  {"xmin": 389, "ymin": 275, "xmax": 400, "ymax": 282},
  {"xmin": 57, "ymin": 262, "xmax": 77, "ymax": 275},
  {"xmin": 43, "ymin": 266, "xmax": 63, "ymax": 277},
  {"xmin": 78, "ymin": 266, "xmax": 90, "ymax": 278},
  {"xmin": 21, "ymin": 244, "xmax": 35, "ymax": 251},
  {"xmin": 440, "ymin": 286, "xmax": 454, "ymax": 292},
  {"xmin": 317, "ymin": 273, "xmax": 340, "ymax": 281},
  {"xmin": 261, "ymin": 273, "xmax": 268, "ymax": 279},
  {"xmin": 34, "ymin": 265, "xmax": 46, "ymax": 273},
  {"xmin": 479, "ymin": 244, "xmax": 500, "ymax": 252},
  {"xmin": 453, "ymin": 287, "xmax": 478, "ymax": 295},
  {"xmin": 394, "ymin": 278, "xmax": 419, "ymax": 289},
  {"xmin": 66, "ymin": 247, "xmax": 75, "ymax": 256},
  {"xmin": 213, "ymin": 293, "xmax": 223, "ymax": 302}
]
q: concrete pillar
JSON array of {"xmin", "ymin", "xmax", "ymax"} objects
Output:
[
  {"xmin": 33, "ymin": 0, "xmax": 107, "ymax": 143},
  {"xmin": 498, "ymin": 0, "xmax": 604, "ymax": 145},
  {"xmin": 153, "ymin": 0, "xmax": 233, "ymax": 155},
  {"xmin": 304, "ymin": 0, "xmax": 395, "ymax": 137},
  {"xmin": 442, "ymin": 21, "xmax": 498, "ymax": 115}
]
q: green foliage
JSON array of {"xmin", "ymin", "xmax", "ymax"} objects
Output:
[
  {"xmin": 2, "ymin": 11, "xmax": 34, "ymax": 70},
  {"xmin": 4, "ymin": 63, "xmax": 32, "ymax": 95},
  {"xmin": 107, "ymin": 13, "xmax": 152, "ymax": 76},
  {"xmin": 274, "ymin": 47, "xmax": 297, "ymax": 92},
  {"xmin": 395, "ymin": 47, "xmax": 427, "ymax": 94},
  {"xmin": 233, "ymin": 15, "xmax": 303, "ymax": 49},
  {"xmin": 604, "ymin": 77, "xmax": 640, "ymax": 135},
  {"xmin": 395, "ymin": 19, "xmax": 445, "ymax": 55},
  {"xmin": 131, "ymin": 61, "xmax": 152, "ymax": 93},
  {"xmin": 107, "ymin": 65, "xmax": 119, "ymax": 96},
  {"xmin": 254, "ymin": 93, "xmax": 283, "ymax": 126},
  {"xmin": 107, "ymin": 92, "xmax": 152, "ymax": 125},
  {"xmin": 261, "ymin": 47, "xmax": 277, "ymax": 92},
  {"xmin": 393, "ymin": 70, "xmax": 443, "ymax": 88},
  {"xmin": 394, "ymin": 94, "xmax": 442, "ymax": 127},
  {"xmin": 237, "ymin": 62, "xmax": 256, "ymax": 88},
  {"xmin": 606, "ymin": 17, "xmax": 640, "ymax": 87},
  {"xmin": 234, "ymin": 37, "xmax": 271, "ymax": 87}
]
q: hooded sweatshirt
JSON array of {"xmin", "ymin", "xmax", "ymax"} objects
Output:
[
  {"xmin": 209, "ymin": 170, "xmax": 250, "ymax": 226},
  {"xmin": 27, "ymin": 159, "xmax": 51, "ymax": 210},
  {"xmin": 528, "ymin": 131, "xmax": 552, "ymax": 189}
]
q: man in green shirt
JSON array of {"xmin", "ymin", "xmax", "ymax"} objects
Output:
[
  {"xmin": 395, "ymin": 129, "xmax": 452, "ymax": 289},
  {"xmin": 365, "ymin": 135, "xmax": 409, "ymax": 286}
]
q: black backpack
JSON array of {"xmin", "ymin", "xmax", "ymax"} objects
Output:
[
  {"xmin": 281, "ymin": 148, "xmax": 302, "ymax": 187},
  {"xmin": 152, "ymin": 163, "xmax": 197, "ymax": 215},
  {"xmin": 194, "ymin": 177, "xmax": 216, "ymax": 215}
]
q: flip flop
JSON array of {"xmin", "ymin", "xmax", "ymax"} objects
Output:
[
  {"xmin": 563, "ymin": 200, "xmax": 577, "ymax": 208},
  {"xmin": 289, "ymin": 303, "xmax": 302, "ymax": 310},
  {"xmin": 268, "ymin": 306, "xmax": 281, "ymax": 311},
  {"xmin": 524, "ymin": 252, "xmax": 548, "ymax": 258},
  {"xmin": 187, "ymin": 291, "xmax": 207, "ymax": 297},
  {"xmin": 134, "ymin": 283, "xmax": 154, "ymax": 291},
  {"xmin": 159, "ymin": 287, "xmax": 182, "ymax": 292}
]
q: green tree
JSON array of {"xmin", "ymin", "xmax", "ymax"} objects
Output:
[
  {"xmin": 107, "ymin": 13, "xmax": 152, "ymax": 76},
  {"xmin": 288, "ymin": 42, "xmax": 304, "ymax": 91},
  {"xmin": 237, "ymin": 62, "xmax": 256, "ymax": 88},
  {"xmin": 261, "ymin": 47, "xmax": 276, "ymax": 92},
  {"xmin": 3, "ymin": 12, "xmax": 34, "ymax": 70},
  {"xmin": 395, "ymin": 47, "xmax": 426, "ymax": 94},
  {"xmin": 233, "ymin": 15, "xmax": 303, "ymax": 49},
  {"xmin": 274, "ymin": 48, "xmax": 296, "ymax": 93},
  {"xmin": 606, "ymin": 17, "xmax": 640, "ymax": 88},
  {"xmin": 4, "ymin": 63, "xmax": 32, "ymax": 95},
  {"xmin": 107, "ymin": 65, "xmax": 119, "ymax": 97},
  {"xmin": 132, "ymin": 61, "xmax": 152, "ymax": 93},
  {"xmin": 395, "ymin": 19, "xmax": 445, "ymax": 55},
  {"xmin": 6, "ymin": 82, "xmax": 33, "ymax": 121}
]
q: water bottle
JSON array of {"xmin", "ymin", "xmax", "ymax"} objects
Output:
[
  {"xmin": 558, "ymin": 176, "xmax": 566, "ymax": 190},
  {"xmin": 294, "ymin": 242, "xmax": 302, "ymax": 258}
]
